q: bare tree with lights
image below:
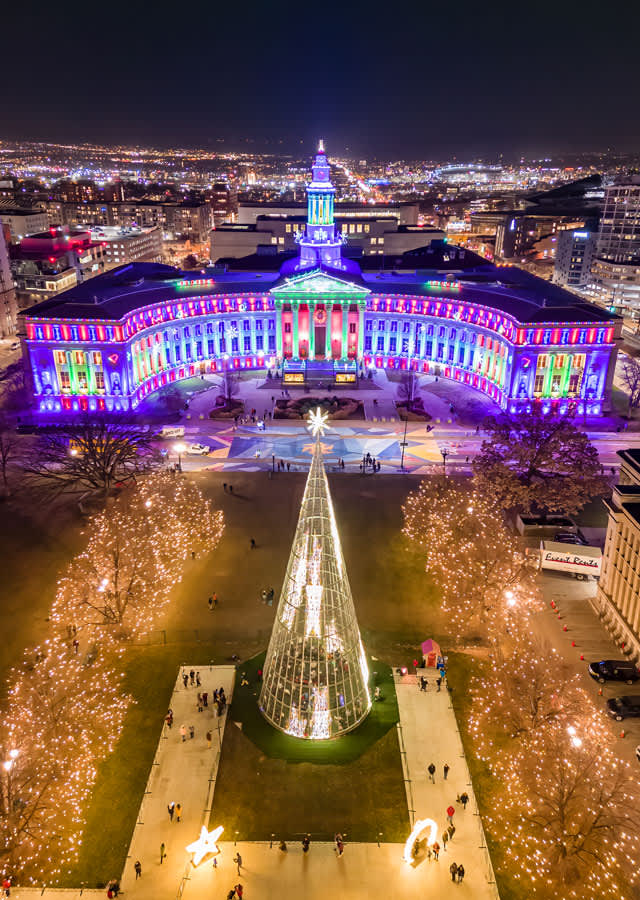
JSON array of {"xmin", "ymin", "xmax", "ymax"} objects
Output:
[
  {"xmin": 619, "ymin": 355, "xmax": 640, "ymax": 418},
  {"xmin": 472, "ymin": 405, "xmax": 607, "ymax": 515},
  {"xmin": 403, "ymin": 476, "xmax": 538, "ymax": 637},
  {"xmin": 22, "ymin": 416, "xmax": 160, "ymax": 497},
  {"xmin": 52, "ymin": 471, "xmax": 224, "ymax": 636}
]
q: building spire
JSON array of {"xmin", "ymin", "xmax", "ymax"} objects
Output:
[
  {"xmin": 318, "ymin": 138, "xmax": 325, "ymax": 153},
  {"xmin": 259, "ymin": 424, "xmax": 371, "ymax": 739}
]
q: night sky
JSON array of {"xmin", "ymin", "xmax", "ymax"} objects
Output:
[{"xmin": 4, "ymin": 0, "xmax": 640, "ymax": 158}]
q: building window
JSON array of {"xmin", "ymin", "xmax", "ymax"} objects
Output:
[
  {"xmin": 268, "ymin": 335, "xmax": 276, "ymax": 351},
  {"xmin": 207, "ymin": 339, "xmax": 215, "ymax": 356},
  {"xmin": 403, "ymin": 321, "xmax": 411, "ymax": 333},
  {"xmin": 284, "ymin": 322, "xmax": 291, "ymax": 334},
  {"xmin": 425, "ymin": 340, "xmax": 433, "ymax": 357},
  {"xmin": 349, "ymin": 322, "xmax": 356, "ymax": 334},
  {"xmin": 268, "ymin": 318, "xmax": 275, "ymax": 331},
  {"xmin": 231, "ymin": 338, "xmax": 239, "ymax": 353},
  {"xmin": 255, "ymin": 319, "xmax": 263, "ymax": 331},
  {"xmin": 376, "ymin": 336, "xmax": 385, "ymax": 351},
  {"xmin": 256, "ymin": 335, "xmax": 263, "ymax": 350},
  {"xmin": 534, "ymin": 374, "xmax": 544, "ymax": 393},
  {"xmin": 365, "ymin": 320, "xmax": 372, "ymax": 331},
  {"xmin": 390, "ymin": 321, "xmax": 398, "ymax": 333},
  {"xmin": 244, "ymin": 336, "xmax": 251, "ymax": 351},
  {"xmin": 389, "ymin": 337, "xmax": 397, "ymax": 352},
  {"xmin": 243, "ymin": 319, "xmax": 250, "ymax": 332},
  {"xmin": 377, "ymin": 320, "xmax": 385, "ymax": 331}
]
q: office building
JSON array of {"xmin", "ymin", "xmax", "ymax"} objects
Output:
[
  {"xmin": 88, "ymin": 226, "xmax": 162, "ymax": 270},
  {"xmin": 553, "ymin": 229, "xmax": 597, "ymax": 289},
  {"xmin": 589, "ymin": 180, "xmax": 640, "ymax": 316},
  {"xmin": 0, "ymin": 207, "xmax": 49, "ymax": 242},
  {"xmin": 0, "ymin": 228, "xmax": 17, "ymax": 336},
  {"xmin": 596, "ymin": 449, "xmax": 640, "ymax": 660}
]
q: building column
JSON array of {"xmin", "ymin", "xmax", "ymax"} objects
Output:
[
  {"xmin": 325, "ymin": 307, "xmax": 332, "ymax": 358},
  {"xmin": 309, "ymin": 306, "xmax": 315, "ymax": 358},
  {"xmin": 357, "ymin": 307, "xmax": 365, "ymax": 358},
  {"xmin": 276, "ymin": 309, "xmax": 282, "ymax": 362},
  {"xmin": 341, "ymin": 305, "xmax": 349, "ymax": 361},
  {"xmin": 292, "ymin": 302, "xmax": 299, "ymax": 359}
]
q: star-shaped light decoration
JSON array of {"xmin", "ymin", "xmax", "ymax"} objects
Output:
[
  {"xmin": 307, "ymin": 406, "xmax": 330, "ymax": 439},
  {"xmin": 186, "ymin": 824, "xmax": 224, "ymax": 866}
]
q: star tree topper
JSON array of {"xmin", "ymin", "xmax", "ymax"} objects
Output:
[
  {"xmin": 186, "ymin": 824, "xmax": 224, "ymax": 866},
  {"xmin": 307, "ymin": 406, "xmax": 330, "ymax": 439}
]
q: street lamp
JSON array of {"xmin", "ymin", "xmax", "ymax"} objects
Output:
[
  {"xmin": 441, "ymin": 447, "xmax": 449, "ymax": 474},
  {"xmin": 174, "ymin": 441, "xmax": 186, "ymax": 473}
]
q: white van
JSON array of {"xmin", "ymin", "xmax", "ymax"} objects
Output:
[{"xmin": 156, "ymin": 426, "xmax": 185, "ymax": 439}]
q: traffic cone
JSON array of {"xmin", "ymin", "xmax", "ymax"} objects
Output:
[
  {"xmin": 571, "ymin": 641, "xmax": 576, "ymax": 647},
  {"xmin": 620, "ymin": 729, "xmax": 625, "ymax": 738},
  {"xmin": 598, "ymin": 687, "xmax": 603, "ymax": 695},
  {"xmin": 580, "ymin": 654, "xmax": 584, "ymax": 660},
  {"xmin": 563, "ymin": 625, "xmax": 568, "ymax": 632}
]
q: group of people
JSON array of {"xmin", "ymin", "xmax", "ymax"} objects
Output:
[{"xmin": 360, "ymin": 453, "xmax": 381, "ymax": 473}]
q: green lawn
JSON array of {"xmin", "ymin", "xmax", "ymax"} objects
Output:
[{"xmin": 210, "ymin": 655, "xmax": 409, "ymax": 843}]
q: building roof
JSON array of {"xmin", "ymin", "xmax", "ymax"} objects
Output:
[{"xmin": 19, "ymin": 250, "xmax": 619, "ymax": 328}]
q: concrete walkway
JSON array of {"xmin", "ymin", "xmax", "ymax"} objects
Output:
[{"xmin": 121, "ymin": 665, "xmax": 235, "ymax": 900}]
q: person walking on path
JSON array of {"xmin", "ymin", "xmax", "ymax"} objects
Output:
[
  {"xmin": 460, "ymin": 791, "xmax": 469, "ymax": 810},
  {"xmin": 167, "ymin": 801, "xmax": 175, "ymax": 821},
  {"xmin": 428, "ymin": 763, "xmax": 436, "ymax": 783},
  {"xmin": 420, "ymin": 676, "xmax": 427, "ymax": 691},
  {"xmin": 235, "ymin": 884, "xmax": 244, "ymax": 898},
  {"xmin": 189, "ymin": 669, "xmax": 195, "ymax": 685},
  {"xmin": 443, "ymin": 763, "xmax": 450, "ymax": 780},
  {"xmin": 432, "ymin": 842, "xmax": 440, "ymax": 860},
  {"xmin": 442, "ymin": 831, "xmax": 448, "ymax": 851},
  {"xmin": 180, "ymin": 724, "xmax": 187, "ymax": 742},
  {"xmin": 302, "ymin": 834, "xmax": 311, "ymax": 853},
  {"xmin": 457, "ymin": 864, "xmax": 465, "ymax": 883},
  {"xmin": 226, "ymin": 890, "xmax": 235, "ymax": 900},
  {"xmin": 449, "ymin": 861, "xmax": 458, "ymax": 882},
  {"xmin": 249, "ymin": 537, "xmax": 256, "ymax": 549},
  {"xmin": 206, "ymin": 730, "xmax": 212, "ymax": 748},
  {"xmin": 447, "ymin": 805, "xmax": 455, "ymax": 825},
  {"xmin": 165, "ymin": 710, "xmax": 173, "ymax": 728},
  {"xmin": 196, "ymin": 671, "xmax": 201, "ymax": 686},
  {"xmin": 182, "ymin": 672, "xmax": 188, "ymax": 688},
  {"xmin": 233, "ymin": 852, "xmax": 242, "ymax": 874},
  {"xmin": 436, "ymin": 676, "xmax": 442, "ymax": 691},
  {"xmin": 160, "ymin": 843, "xmax": 166, "ymax": 864},
  {"xmin": 208, "ymin": 596, "xmax": 213, "ymax": 611},
  {"xmin": 448, "ymin": 824, "xmax": 456, "ymax": 841},
  {"xmin": 279, "ymin": 839, "xmax": 287, "ymax": 852},
  {"xmin": 334, "ymin": 833, "xmax": 344, "ymax": 856},
  {"xmin": 134, "ymin": 861, "xmax": 142, "ymax": 879},
  {"xmin": 175, "ymin": 803, "xmax": 182, "ymax": 822}
]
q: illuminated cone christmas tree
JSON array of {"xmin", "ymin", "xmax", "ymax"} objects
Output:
[{"xmin": 259, "ymin": 409, "xmax": 371, "ymax": 739}]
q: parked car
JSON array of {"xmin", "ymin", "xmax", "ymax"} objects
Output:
[
  {"xmin": 606, "ymin": 696, "xmax": 640, "ymax": 721},
  {"xmin": 588, "ymin": 660, "xmax": 640, "ymax": 684},
  {"xmin": 553, "ymin": 531, "xmax": 587, "ymax": 545},
  {"xmin": 187, "ymin": 443, "xmax": 210, "ymax": 455},
  {"xmin": 155, "ymin": 426, "xmax": 185, "ymax": 439}
]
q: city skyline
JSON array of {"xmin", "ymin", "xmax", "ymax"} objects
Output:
[{"xmin": 4, "ymin": 1, "xmax": 640, "ymax": 157}]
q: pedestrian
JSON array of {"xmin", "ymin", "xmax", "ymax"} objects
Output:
[
  {"xmin": 176, "ymin": 803, "xmax": 182, "ymax": 822},
  {"xmin": 134, "ymin": 860, "xmax": 142, "ymax": 879},
  {"xmin": 203, "ymin": 691, "xmax": 208, "ymax": 707},
  {"xmin": 450, "ymin": 861, "xmax": 458, "ymax": 882},
  {"xmin": 189, "ymin": 724, "xmax": 195, "ymax": 739},
  {"xmin": 413, "ymin": 658, "xmax": 418, "ymax": 670},
  {"xmin": 428, "ymin": 762, "xmax": 436, "ymax": 783},
  {"xmin": 235, "ymin": 885, "xmax": 243, "ymax": 899},
  {"xmin": 213, "ymin": 592, "xmax": 218, "ymax": 608},
  {"xmin": 436, "ymin": 677, "xmax": 442, "ymax": 692},
  {"xmin": 189, "ymin": 669, "xmax": 195, "ymax": 685},
  {"xmin": 448, "ymin": 824, "xmax": 456, "ymax": 841},
  {"xmin": 460, "ymin": 791, "xmax": 469, "ymax": 809},
  {"xmin": 226, "ymin": 890, "xmax": 235, "ymax": 900},
  {"xmin": 426, "ymin": 845, "xmax": 432, "ymax": 861},
  {"xmin": 160, "ymin": 842, "xmax": 166, "ymax": 864},
  {"xmin": 457, "ymin": 863, "xmax": 465, "ymax": 883},
  {"xmin": 73, "ymin": 638, "xmax": 79, "ymax": 653},
  {"xmin": 279, "ymin": 839, "xmax": 287, "ymax": 852},
  {"xmin": 334, "ymin": 833, "xmax": 344, "ymax": 856},
  {"xmin": 168, "ymin": 801, "xmax": 175, "ymax": 821},
  {"xmin": 302, "ymin": 834, "xmax": 311, "ymax": 853},
  {"xmin": 208, "ymin": 596, "xmax": 213, "ymax": 611},
  {"xmin": 2, "ymin": 878, "xmax": 10, "ymax": 898},
  {"xmin": 196, "ymin": 671, "xmax": 201, "ymax": 686},
  {"xmin": 447, "ymin": 805, "xmax": 455, "ymax": 825},
  {"xmin": 165, "ymin": 710, "xmax": 173, "ymax": 728},
  {"xmin": 207, "ymin": 730, "xmax": 212, "ymax": 748},
  {"xmin": 250, "ymin": 537, "xmax": 256, "ymax": 549},
  {"xmin": 444, "ymin": 763, "xmax": 450, "ymax": 780},
  {"xmin": 286, "ymin": 462, "xmax": 290, "ymax": 471},
  {"xmin": 223, "ymin": 482, "xmax": 227, "ymax": 492},
  {"xmin": 197, "ymin": 693, "xmax": 203, "ymax": 712},
  {"xmin": 420, "ymin": 675, "xmax": 427, "ymax": 691},
  {"xmin": 442, "ymin": 831, "xmax": 448, "ymax": 850},
  {"xmin": 233, "ymin": 851, "xmax": 242, "ymax": 874},
  {"xmin": 180, "ymin": 724, "xmax": 187, "ymax": 742},
  {"xmin": 229, "ymin": 484, "xmax": 233, "ymax": 493},
  {"xmin": 182, "ymin": 672, "xmax": 188, "ymax": 688},
  {"xmin": 432, "ymin": 841, "xmax": 440, "ymax": 860}
]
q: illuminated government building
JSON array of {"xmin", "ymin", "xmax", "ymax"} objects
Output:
[{"xmin": 19, "ymin": 143, "xmax": 621, "ymax": 417}]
